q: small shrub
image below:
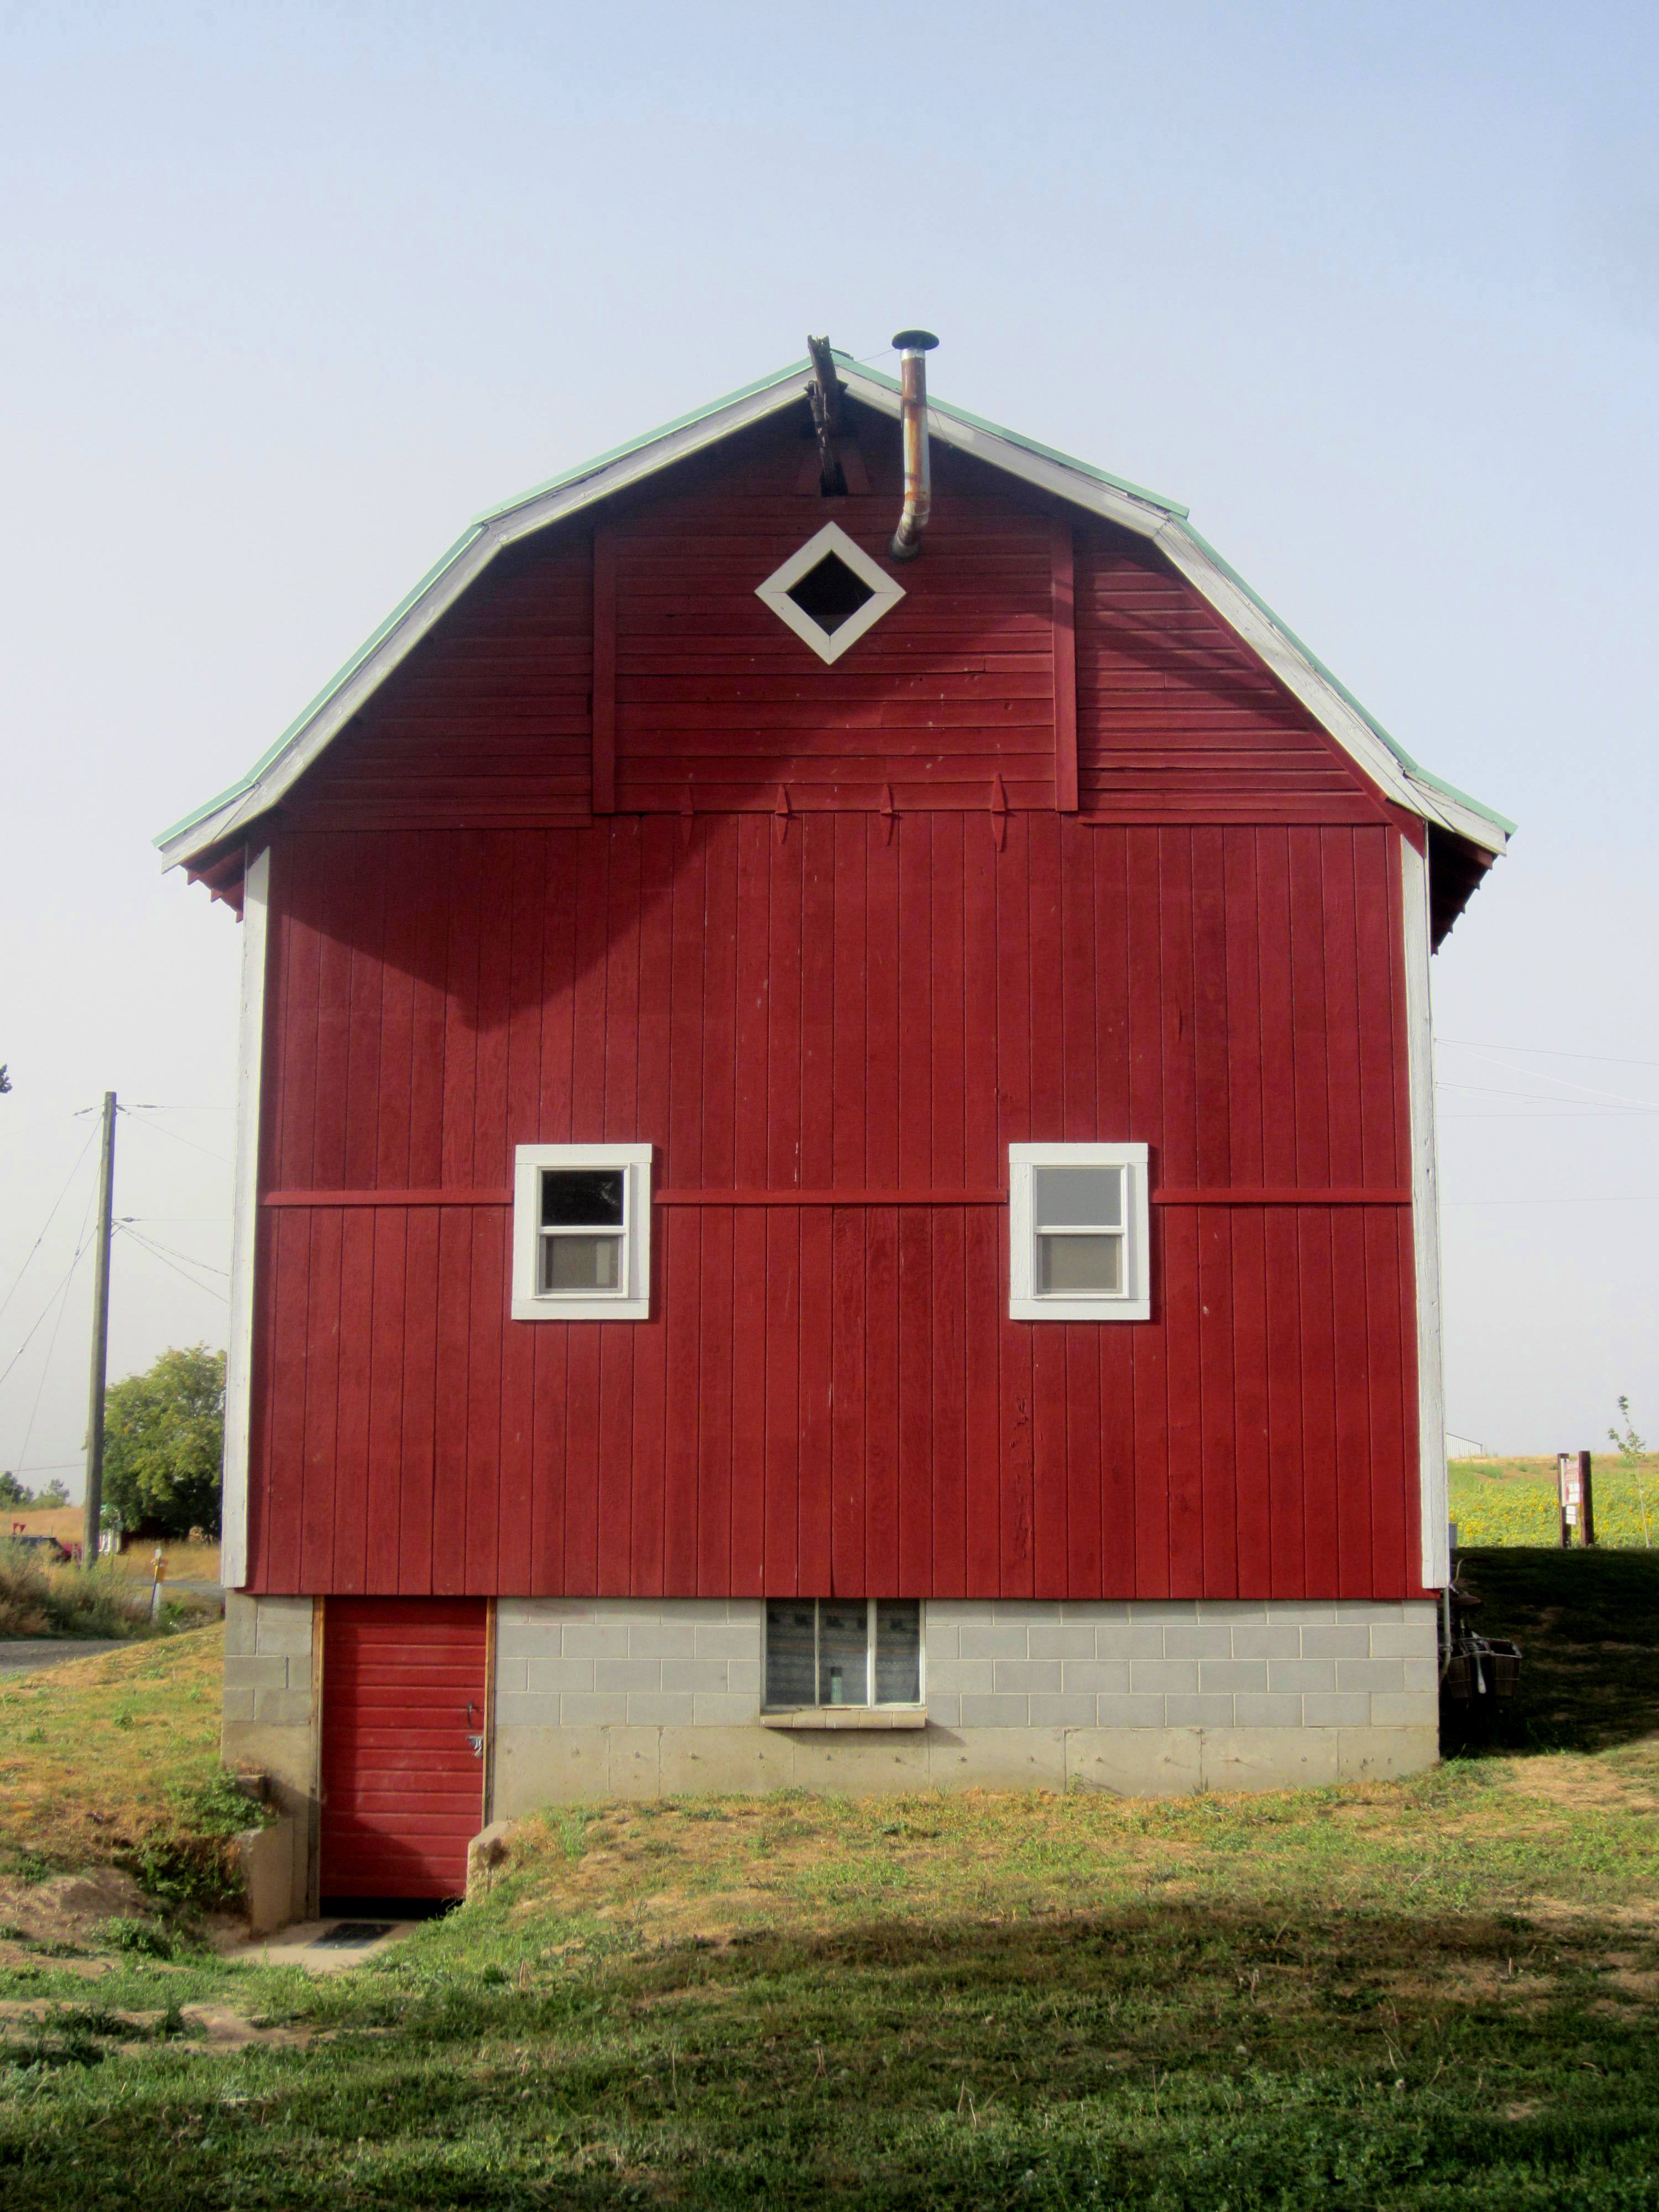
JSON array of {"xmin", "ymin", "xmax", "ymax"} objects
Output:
[
  {"xmin": 126, "ymin": 1771, "xmax": 270, "ymax": 1912},
  {"xmin": 96, "ymin": 1916, "xmax": 176, "ymax": 1960}
]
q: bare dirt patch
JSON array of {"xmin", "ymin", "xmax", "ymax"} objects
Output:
[{"xmin": 0, "ymin": 1866, "xmax": 153, "ymax": 1946}]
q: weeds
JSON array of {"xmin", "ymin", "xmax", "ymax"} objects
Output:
[
  {"xmin": 95, "ymin": 1916, "xmax": 178, "ymax": 1960},
  {"xmin": 0, "ymin": 1543, "xmax": 154, "ymax": 1640}
]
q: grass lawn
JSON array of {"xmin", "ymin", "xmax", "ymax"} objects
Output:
[{"xmin": 0, "ymin": 1555, "xmax": 1656, "ymax": 2208}]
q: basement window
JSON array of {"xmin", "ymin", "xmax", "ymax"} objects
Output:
[
  {"xmin": 1008, "ymin": 1143, "xmax": 1151, "ymax": 1321},
  {"xmin": 755, "ymin": 520, "xmax": 904, "ymax": 664},
  {"xmin": 511, "ymin": 1144, "xmax": 651, "ymax": 1321},
  {"xmin": 764, "ymin": 1599, "xmax": 922, "ymax": 1709}
]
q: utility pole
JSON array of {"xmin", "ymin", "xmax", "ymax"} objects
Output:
[{"xmin": 81, "ymin": 1092, "xmax": 116, "ymax": 1566}]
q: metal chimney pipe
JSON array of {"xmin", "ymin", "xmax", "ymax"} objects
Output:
[{"xmin": 888, "ymin": 329, "xmax": 939, "ymax": 561}]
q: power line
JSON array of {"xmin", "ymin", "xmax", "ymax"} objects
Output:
[
  {"xmin": 118, "ymin": 1111, "xmax": 233, "ymax": 1168},
  {"xmin": 0, "ymin": 1231, "xmax": 95, "ymax": 1394},
  {"xmin": 1444, "ymin": 1047, "xmax": 1659, "ymax": 1114},
  {"xmin": 0, "ymin": 1130, "xmax": 95, "ymax": 1327},
  {"xmin": 1438, "ymin": 1037, "xmax": 1659, "ymax": 1072},
  {"xmin": 117, "ymin": 1222, "xmax": 229, "ymax": 1278},
  {"xmin": 114, "ymin": 1224, "xmax": 230, "ymax": 1305},
  {"xmin": 11, "ymin": 1178, "xmax": 98, "ymax": 1475},
  {"xmin": 1444, "ymin": 1194, "xmax": 1659, "ymax": 1206},
  {"xmin": 1437, "ymin": 1081, "xmax": 1659, "ymax": 1114},
  {"xmin": 1441, "ymin": 1109, "xmax": 1659, "ymax": 1121}
]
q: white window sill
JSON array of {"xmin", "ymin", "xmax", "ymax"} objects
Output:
[{"xmin": 759, "ymin": 1706, "xmax": 929, "ymax": 1732}]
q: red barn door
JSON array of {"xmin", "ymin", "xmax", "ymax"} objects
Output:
[{"xmin": 319, "ymin": 1598, "xmax": 488, "ymax": 1900}]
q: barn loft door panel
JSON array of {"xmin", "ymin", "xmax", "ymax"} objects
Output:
[{"xmin": 319, "ymin": 1597, "xmax": 488, "ymax": 1901}]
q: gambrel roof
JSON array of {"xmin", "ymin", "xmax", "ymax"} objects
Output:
[{"xmin": 155, "ymin": 350, "xmax": 1512, "ymax": 874}]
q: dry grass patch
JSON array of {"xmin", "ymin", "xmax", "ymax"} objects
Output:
[{"xmin": 0, "ymin": 1629, "xmax": 225, "ymax": 1876}]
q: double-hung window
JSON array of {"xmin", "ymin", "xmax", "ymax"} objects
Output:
[
  {"xmin": 511, "ymin": 1144, "xmax": 652, "ymax": 1321},
  {"xmin": 1008, "ymin": 1142, "xmax": 1150, "ymax": 1320},
  {"xmin": 764, "ymin": 1599, "xmax": 922, "ymax": 1710}
]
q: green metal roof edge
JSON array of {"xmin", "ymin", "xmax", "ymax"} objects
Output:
[
  {"xmin": 469, "ymin": 355, "xmax": 821, "ymax": 526},
  {"xmin": 1175, "ymin": 521, "xmax": 1515, "ymax": 837},
  {"xmin": 153, "ymin": 522, "xmax": 488, "ymax": 849},
  {"xmin": 839, "ymin": 355, "xmax": 1190, "ymax": 519}
]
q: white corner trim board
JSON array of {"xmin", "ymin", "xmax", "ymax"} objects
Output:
[
  {"xmin": 220, "ymin": 842, "xmax": 270, "ymax": 1592},
  {"xmin": 1400, "ymin": 833, "xmax": 1449, "ymax": 1590}
]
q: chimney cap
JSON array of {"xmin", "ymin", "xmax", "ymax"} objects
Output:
[{"xmin": 891, "ymin": 329, "xmax": 939, "ymax": 353}]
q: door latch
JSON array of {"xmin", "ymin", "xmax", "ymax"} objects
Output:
[{"xmin": 467, "ymin": 1734, "xmax": 485, "ymax": 1759}]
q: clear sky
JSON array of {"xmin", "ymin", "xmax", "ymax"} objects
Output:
[{"xmin": 3, "ymin": 1, "xmax": 1657, "ymax": 1494}]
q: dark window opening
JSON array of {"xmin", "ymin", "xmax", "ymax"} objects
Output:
[
  {"xmin": 541, "ymin": 1170, "xmax": 623, "ymax": 1228},
  {"xmin": 786, "ymin": 552, "xmax": 876, "ymax": 636}
]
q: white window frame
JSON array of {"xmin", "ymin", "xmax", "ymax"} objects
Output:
[
  {"xmin": 761, "ymin": 1598, "xmax": 926, "ymax": 1711},
  {"xmin": 754, "ymin": 520, "xmax": 905, "ymax": 664},
  {"xmin": 1008, "ymin": 1142, "xmax": 1151, "ymax": 1321},
  {"xmin": 511, "ymin": 1143, "xmax": 653, "ymax": 1321}
]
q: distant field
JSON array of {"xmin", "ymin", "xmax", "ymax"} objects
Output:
[{"xmin": 1450, "ymin": 1454, "xmax": 1657, "ymax": 1548}]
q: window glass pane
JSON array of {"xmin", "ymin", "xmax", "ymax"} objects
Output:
[
  {"xmin": 874, "ymin": 1601, "xmax": 921, "ymax": 1703},
  {"xmin": 1033, "ymin": 1166, "xmax": 1123, "ymax": 1229},
  {"xmin": 541, "ymin": 1234, "xmax": 623, "ymax": 1292},
  {"xmin": 541, "ymin": 1168, "xmax": 624, "ymax": 1228},
  {"xmin": 765, "ymin": 1601, "xmax": 817, "ymax": 1708},
  {"xmin": 1037, "ymin": 1232, "xmax": 1123, "ymax": 1294},
  {"xmin": 817, "ymin": 1600, "xmax": 869, "ymax": 1706}
]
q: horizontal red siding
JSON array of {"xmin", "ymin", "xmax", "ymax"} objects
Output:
[
  {"xmin": 283, "ymin": 538, "xmax": 594, "ymax": 832},
  {"xmin": 607, "ymin": 425, "xmax": 1059, "ymax": 813},
  {"xmin": 1074, "ymin": 523, "xmax": 1384, "ymax": 821},
  {"xmin": 248, "ymin": 813, "xmax": 1420, "ymax": 1604}
]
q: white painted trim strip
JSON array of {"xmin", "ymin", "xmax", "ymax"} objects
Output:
[
  {"xmin": 221, "ymin": 843, "xmax": 270, "ymax": 1590},
  {"xmin": 1400, "ymin": 834, "xmax": 1449, "ymax": 1589}
]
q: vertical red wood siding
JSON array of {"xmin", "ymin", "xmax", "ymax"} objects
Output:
[
  {"xmin": 248, "ymin": 814, "xmax": 1421, "ymax": 1604},
  {"xmin": 319, "ymin": 1597, "xmax": 487, "ymax": 1898}
]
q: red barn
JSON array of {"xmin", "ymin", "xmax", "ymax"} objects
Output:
[{"xmin": 160, "ymin": 338, "xmax": 1509, "ymax": 1909}]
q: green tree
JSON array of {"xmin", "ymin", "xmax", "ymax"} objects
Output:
[
  {"xmin": 101, "ymin": 1344, "xmax": 226, "ymax": 1539},
  {"xmin": 0, "ymin": 1470, "xmax": 30, "ymax": 1507}
]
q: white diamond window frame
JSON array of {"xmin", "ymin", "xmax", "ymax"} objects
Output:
[{"xmin": 754, "ymin": 521, "xmax": 905, "ymax": 665}]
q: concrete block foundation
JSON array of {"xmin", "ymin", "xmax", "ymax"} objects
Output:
[{"xmin": 488, "ymin": 1595, "xmax": 1437, "ymax": 1809}]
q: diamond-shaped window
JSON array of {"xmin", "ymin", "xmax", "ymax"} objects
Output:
[{"xmin": 755, "ymin": 521, "xmax": 904, "ymax": 664}]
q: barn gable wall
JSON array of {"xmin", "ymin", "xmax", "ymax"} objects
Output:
[{"xmin": 276, "ymin": 408, "xmax": 1389, "ymax": 839}]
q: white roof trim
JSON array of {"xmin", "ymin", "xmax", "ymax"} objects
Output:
[{"xmin": 160, "ymin": 359, "xmax": 1507, "ymax": 869}]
